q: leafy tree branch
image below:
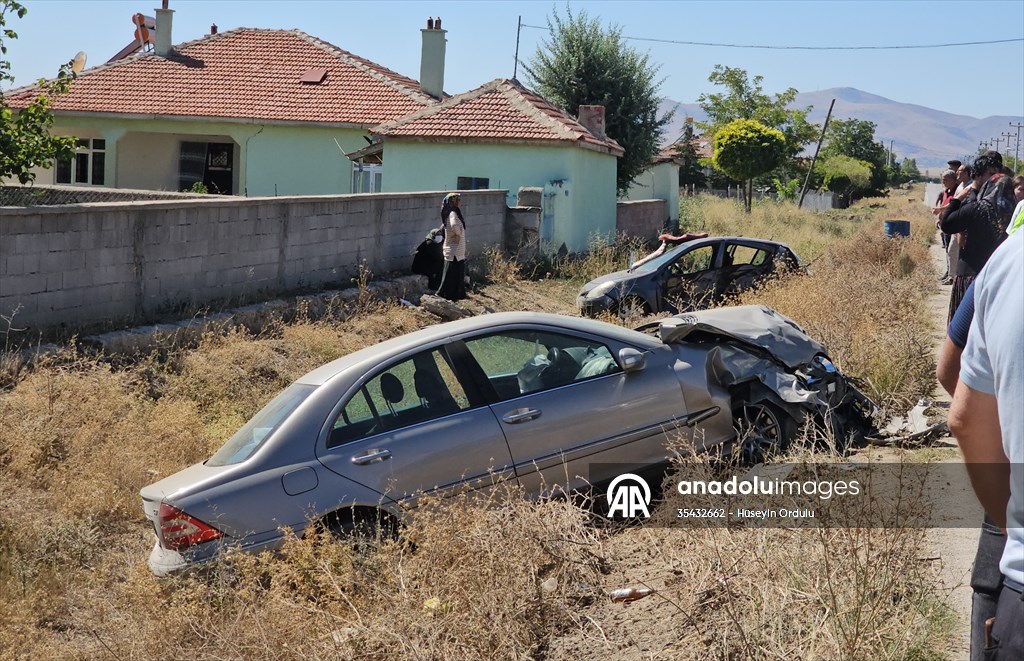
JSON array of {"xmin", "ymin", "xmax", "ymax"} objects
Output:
[{"xmin": 1, "ymin": 0, "xmax": 76, "ymax": 184}]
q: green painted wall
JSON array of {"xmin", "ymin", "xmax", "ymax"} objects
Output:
[
  {"xmin": 27, "ymin": 115, "xmax": 369, "ymax": 197},
  {"xmin": 244, "ymin": 125, "xmax": 362, "ymax": 196},
  {"xmin": 381, "ymin": 141, "xmax": 617, "ymax": 252},
  {"xmin": 623, "ymin": 161, "xmax": 680, "ymax": 222}
]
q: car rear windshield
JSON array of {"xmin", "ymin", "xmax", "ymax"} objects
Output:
[{"xmin": 206, "ymin": 384, "xmax": 316, "ymax": 466}]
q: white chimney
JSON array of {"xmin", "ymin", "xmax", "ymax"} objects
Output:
[
  {"xmin": 420, "ymin": 17, "xmax": 446, "ymax": 100},
  {"xmin": 577, "ymin": 105, "xmax": 606, "ymax": 138},
  {"xmin": 155, "ymin": 6, "xmax": 174, "ymax": 56}
]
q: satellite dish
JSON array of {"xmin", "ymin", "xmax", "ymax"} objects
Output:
[{"xmin": 72, "ymin": 51, "xmax": 87, "ymax": 73}]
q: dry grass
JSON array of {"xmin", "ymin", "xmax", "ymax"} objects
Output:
[{"xmin": 0, "ymin": 186, "xmax": 951, "ymax": 660}]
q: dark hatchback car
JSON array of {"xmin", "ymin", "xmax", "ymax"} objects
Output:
[{"xmin": 577, "ymin": 236, "xmax": 801, "ymax": 317}]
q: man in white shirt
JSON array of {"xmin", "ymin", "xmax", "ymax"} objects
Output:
[{"xmin": 949, "ymin": 229, "xmax": 1024, "ymax": 659}]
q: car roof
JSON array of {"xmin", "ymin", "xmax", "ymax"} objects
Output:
[
  {"xmin": 297, "ymin": 311, "xmax": 661, "ymax": 386},
  {"xmin": 681, "ymin": 236, "xmax": 795, "ymax": 252}
]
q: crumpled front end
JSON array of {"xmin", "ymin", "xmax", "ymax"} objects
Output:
[{"xmin": 654, "ymin": 305, "xmax": 879, "ymax": 447}]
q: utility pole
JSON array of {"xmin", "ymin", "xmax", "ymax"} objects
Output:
[
  {"xmin": 798, "ymin": 98, "xmax": 835, "ymax": 209},
  {"xmin": 1001, "ymin": 132, "xmax": 1016, "ymax": 166},
  {"xmin": 1010, "ymin": 121, "xmax": 1024, "ymax": 173},
  {"xmin": 992, "ymin": 136, "xmax": 1004, "ymax": 154},
  {"xmin": 513, "ymin": 16, "xmax": 522, "ymax": 79}
]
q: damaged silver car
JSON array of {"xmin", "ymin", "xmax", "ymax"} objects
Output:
[{"xmin": 140, "ymin": 306, "xmax": 875, "ymax": 575}]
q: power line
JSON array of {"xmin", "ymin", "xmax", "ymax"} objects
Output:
[{"xmin": 520, "ymin": 24, "xmax": 1023, "ymax": 51}]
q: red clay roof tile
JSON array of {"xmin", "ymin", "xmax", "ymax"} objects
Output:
[
  {"xmin": 4, "ymin": 28, "xmax": 436, "ymax": 125},
  {"xmin": 371, "ymin": 78, "xmax": 623, "ymax": 156}
]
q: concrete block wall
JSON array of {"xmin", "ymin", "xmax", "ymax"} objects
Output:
[
  {"xmin": 0, "ymin": 184, "xmax": 204, "ymax": 207},
  {"xmin": 0, "ymin": 190, "xmax": 506, "ymax": 332},
  {"xmin": 616, "ymin": 199, "xmax": 668, "ymax": 240}
]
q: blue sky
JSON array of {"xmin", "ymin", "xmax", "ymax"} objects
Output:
[{"xmin": 5, "ymin": 0, "xmax": 1023, "ymax": 120}]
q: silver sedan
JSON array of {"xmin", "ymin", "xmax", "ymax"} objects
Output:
[{"xmin": 140, "ymin": 307, "xmax": 873, "ymax": 575}]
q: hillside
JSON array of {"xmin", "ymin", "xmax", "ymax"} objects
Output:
[{"xmin": 659, "ymin": 86, "xmax": 1020, "ymax": 170}]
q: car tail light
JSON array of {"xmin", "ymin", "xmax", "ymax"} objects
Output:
[{"xmin": 158, "ymin": 503, "xmax": 223, "ymax": 550}]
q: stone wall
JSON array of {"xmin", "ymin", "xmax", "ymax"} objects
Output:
[
  {"xmin": 1, "ymin": 190, "xmax": 506, "ymax": 332},
  {"xmin": 0, "ymin": 184, "xmax": 204, "ymax": 207}
]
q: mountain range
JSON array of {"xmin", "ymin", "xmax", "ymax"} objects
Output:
[{"xmin": 659, "ymin": 87, "xmax": 1022, "ymax": 172}]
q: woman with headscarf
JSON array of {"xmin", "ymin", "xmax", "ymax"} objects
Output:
[{"xmin": 436, "ymin": 192, "xmax": 467, "ymax": 301}]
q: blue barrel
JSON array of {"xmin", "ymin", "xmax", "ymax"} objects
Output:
[{"xmin": 884, "ymin": 220, "xmax": 910, "ymax": 238}]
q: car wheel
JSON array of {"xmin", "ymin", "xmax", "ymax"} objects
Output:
[
  {"xmin": 321, "ymin": 507, "xmax": 398, "ymax": 546},
  {"xmin": 617, "ymin": 295, "xmax": 650, "ymax": 320},
  {"xmin": 732, "ymin": 402, "xmax": 796, "ymax": 464}
]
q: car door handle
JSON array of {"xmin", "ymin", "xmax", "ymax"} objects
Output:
[
  {"xmin": 351, "ymin": 449, "xmax": 391, "ymax": 465},
  {"xmin": 502, "ymin": 408, "xmax": 541, "ymax": 424}
]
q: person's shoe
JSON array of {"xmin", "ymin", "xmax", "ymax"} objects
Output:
[{"xmin": 940, "ymin": 276, "xmax": 953, "ymax": 285}]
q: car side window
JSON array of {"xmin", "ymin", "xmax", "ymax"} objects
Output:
[
  {"xmin": 671, "ymin": 245, "xmax": 715, "ymax": 276},
  {"xmin": 328, "ymin": 349, "xmax": 470, "ymax": 448},
  {"xmin": 463, "ymin": 330, "xmax": 621, "ymax": 400}
]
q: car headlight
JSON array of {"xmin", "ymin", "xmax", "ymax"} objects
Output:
[{"xmin": 586, "ymin": 281, "xmax": 617, "ymax": 299}]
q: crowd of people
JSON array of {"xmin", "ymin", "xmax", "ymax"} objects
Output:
[{"xmin": 936, "ymin": 150, "xmax": 1023, "ymax": 660}]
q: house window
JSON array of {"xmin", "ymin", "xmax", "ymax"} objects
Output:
[
  {"xmin": 457, "ymin": 176, "xmax": 489, "ymax": 190},
  {"xmin": 352, "ymin": 162, "xmax": 383, "ymax": 193},
  {"xmin": 55, "ymin": 138, "xmax": 105, "ymax": 185}
]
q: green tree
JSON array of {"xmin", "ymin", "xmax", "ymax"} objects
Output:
[
  {"xmin": 901, "ymin": 157, "xmax": 920, "ymax": 180},
  {"xmin": 886, "ymin": 156, "xmax": 919, "ymax": 187},
  {"xmin": 816, "ymin": 154, "xmax": 871, "ymax": 206},
  {"xmin": 820, "ymin": 118, "xmax": 888, "ymax": 197},
  {"xmin": 674, "ymin": 117, "xmax": 707, "ymax": 191},
  {"xmin": 712, "ymin": 119, "xmax": 786, "ymax": 212},
  {"xmin": 697, "ymin": 65, "xmax": 817, "ymax": 181},
  {"xmin": 1, "ymin": 0, "xmax": 76, "ymax": 184},
  {"xmin": 523, "ymin": 7, "xmax": 671, "ymax": 196}
]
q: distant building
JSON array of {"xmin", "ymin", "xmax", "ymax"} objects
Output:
[{"xmin": 355, "ymin": 78, "xmax": 623, "ymax": 252}]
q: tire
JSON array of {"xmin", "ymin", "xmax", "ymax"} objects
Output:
[
  {"xmin": 732, "ymin": 401, "xmax": 797, "ymax": 464},
  {"xmin": 321, "ymin": 507, "xmax": 398, "ymax": 546}
]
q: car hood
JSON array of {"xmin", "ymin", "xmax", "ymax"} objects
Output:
[
  {"xmin": 580, "ymin": 269, "xmax": 643, "ymax": 295},
  {"xmin": 654, "ymin": 305, "xmax": 826, "ymax": 369}
]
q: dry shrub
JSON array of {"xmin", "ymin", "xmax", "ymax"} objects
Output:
[
  {"xmin": 679, "ymin": 195, "xmax": 865, "ymax": 262},
  {"xmin": 737, "ymin": 231, "xmax": 934, "ymax": 412},
  {"xmin": 0, "ymin": 359, "xmax": 214, "ymax": 522},
  {"xmin": 74, "ymin": 493, "xmax": 605, "ymax": 661},
  {"xmin": 544, "ymin": 233, "xmax": 649, "ymax": 283},
  {"xmin": 169, "ymin": 328, "xmax": 294, "ymax": 426},
  {"xmin": 541, "ymin": 451, "xmax": 946, "ymax": 660},
  {"xmin": 608, "ymin": 523, "xmax": 943, "ymax": 660},
  {"xmin": 478, "ymin": 246, "xmax": 523, "ymax": 284}
]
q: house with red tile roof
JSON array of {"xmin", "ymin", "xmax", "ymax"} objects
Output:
[
  {"xmin": 354, "ymin": 77, "xmax": 624, "ymax": 253},
  {"xmin": 4, "ymin": 11, "xmax": 443, "ymax": 196}
]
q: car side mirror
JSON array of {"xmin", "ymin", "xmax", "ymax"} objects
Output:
[{"xmin": 618, "ymin": 348, "xmax": 646, "ymax": 373}]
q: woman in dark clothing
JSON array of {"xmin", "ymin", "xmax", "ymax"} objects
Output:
[
  {"xmin": 411, "ymin": 228, "xmax": 444, "ymax": 290},
  {"xmin": 939, "ymin": 153, "xmax": 1008, "ymax": 324},
  {"xmin": 436, "ymin": 193, "xmax": 467, "ymax": 301}
]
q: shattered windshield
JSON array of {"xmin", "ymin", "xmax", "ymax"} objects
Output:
[{"xmin": 631, "ymin": 243, "xmax": 695, "ymax": 275}]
